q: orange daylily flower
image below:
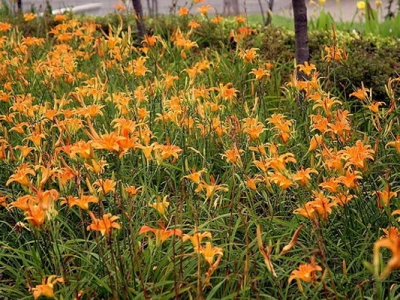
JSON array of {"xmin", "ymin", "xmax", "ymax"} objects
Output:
[
  {"xmin": 125, "ymin": 185, "xmax": 142, "ymax": 196},
  {"xmin": 222, "ymin": 146, "xmax": 243, "ymax": 165},
  {"xmin": 195, "ymin": 176, "xmax": 229, "ymax": 200},
  {"xmin": 243, "ymin": 123, "xmax": 266, "ymax": 141},
  {"xmin": 324, "ymin": 44, "xmax": 347, "ymax": 62},
  {"xmin": 24, "ymin": 13, "xmax": 37, "ymax": 22},
  {"xmin": 238, "ymin": 48, "xmax": 258, "ymax": 63},
  {"xmin": 188, "ymin": 20, "xmax": 201, "ymax": 29},
  {"xmin": 31, "ymin": 275, "xmax": 64, "ymax": 300},
  {"xmin": 386, "ymin": 136, "xmax": 400, "ymax": 154},
  {"xmin": 311, "ymin": 191, "xmax": 337, "ymax": 221},
  {"xmin": 69, "ymin": 140, "xmax": 93, "ymax": 159},
  {"xmin": 148, "ymin": 196, "xmax": 170, "ymax": 216},
  {"xmin": 201, "ymin": 241, "xmax": 224, "ymax": 286},
  {"xmin": 270, "ymin": 172, "xmax": 293, "ymax": 190},
  {"xmin": 267, "ymin": 113, "xmax": 293, "ymax": 143},
  {"xmin": 329, "ymin": 191, "xmax": 356, "ymax": 207},
  {"xmin": 350, "ymin": 85, "xmax": 370, "ymax": 102},
  {"xmin": 211, "ymin": 15, "xmax": 224, "ymax": 23},
  {"xmin": 111, "ymin": 118, "xmax": 137, "ymax": 137},
  {"xmin": 298, "ymin": 62, "xmax": 316, "ymax": 76},
  {"xmin": 91, "ymin": 132, "xmax": 123, "ymax": 152},
  {"xmin": 61, "ymin": 195, "xmax": 99, "ymax": 210},
  {"xmin": 337, "ymin": 169, "xmax": 362, "ymax": 189},
  {"xmin": 292, "ymin": 167, "xmax": 318, "ymax": 187},
  {"xmin": 244, "ymin": 176, "xmax": 262, "ymax": 191},
  {"xmin": 310, "ymin": 114, "xmax": 329, "ymax": 134},
  {"xmin": 15, "ymin": 145, "xmax": 35, "ymax": 158},
  {"xmin": 339, "ymin": 140, "xmax": 375, "ymax": 170},
  {"xmin": 196, "ymin": 5, "xmax": 214, "ymax": 16},
  {"xmin": 269, "ymin": 152, "xmax": 297, "ymax": 173},
  {"xmin": 6, "ymin": 163, "xmax": 36, "ymax": 186},
  {"xmin": 139, "ymin": 224, "xmax": 183, "ymax": 246},
  {"xmin": 374, "ymin": 227, "xmax": 400, "ymax": 279},
  {"xmin": 183, "ymin": 231, "xmax": 213, "ymax": 253},
  {"xmin": 154, "ymin": 142, "xmax": 182, "ymax": 161},
  {"xmin": 289, "ymin": 261, "xmax": 322, "ymax": 284},
  {"xmin": 216, "ymin": 83, "xmax": 238, "ymax": 103},
  {"xmin": 183, "ymin": 169, "xmax": 206, "ymax": 185},
  {"xmin": 376, "ymin": 183, "xmax": 398, "ymax": 208},
  {"xmin": 87, "ymin": 211, "xmax": 121, "ymax": 236},
  {"xmin": 312, "ymin": 96, "xmax": 342, "ymax": 118},
  {"xmin": 319, "ymin": 177, "xmax": 340, "ymax": 193},
  {"xmin": 9, "ymin": 195, "xmax": 36, "ymax": 211},
  {"xmin": 162, "ymin": 72, "xmax": 179, "ymax": 88},
  {"xmin": 366, "ymin": 101, "xmax": 385, "ymax": 114},
  {"xmin": 0, "ymin": 22, "xmax": 12, "ymax": 32},
  {"xmin": 200, "ymin": 242, "xmax": 223, "ymax": 265},
  {"xmin": 136, "ymin": 142, "xmax": 156, "ymax": 161},
  {"xmin": 93, "ymin": 179, "xmax": 116, "ymax": 195},
  {"xmin": 25, "ymin": 205, "xmax": 46, "ymax": 227},
  {"xmin": 0, "ymin": 194, "xmax": 7, "ymax": 207},
  {"xmin": 177, "ymin": 7, "xmax": 189, "ymax": 16},
  {"xmin": 320, "ymin": 146, "xmax": 344, "ymax": 172}
]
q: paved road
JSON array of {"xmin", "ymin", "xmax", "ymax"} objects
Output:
[{"xmin": 19, "ymin": 0, "xmax": 390, "ymax": 22}]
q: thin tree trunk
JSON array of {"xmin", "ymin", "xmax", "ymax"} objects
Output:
[
  {"xmin": 292, "ymin": 0, "xmax": 309, "ymax": 105},
  {"xmin": 232, "ymin": 0, "xmax": 239, "ymax": 15},
  {"xmin": 257, "ymin": 0, "xmax": 266, "ymax": 25},
  {"xmin": 292, "ymin": 0, "xmax": 309, "ymax": 67},
  {"xmin": 153, "ymin": 0, "xmax": 158, "ymax": 15},
  {"xmin": 132, "ymin": 0, "xmax": 145, "ymax": 43},
  {"xmin": 265, "ymin": 0, "xmax": 274, "ymax": 26},
  {"xmin": 224, "ymin": 0, "xmax": 239, "ymax": 16}
]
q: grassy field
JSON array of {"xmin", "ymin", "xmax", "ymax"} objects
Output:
[{"xmin": 1, "ymin": 2, "xmax": 400, "ymax": 299}]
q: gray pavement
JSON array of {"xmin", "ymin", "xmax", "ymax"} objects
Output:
[{"xmin": 16, "ymin": 0, "xmax": 391, "ymax": 22}]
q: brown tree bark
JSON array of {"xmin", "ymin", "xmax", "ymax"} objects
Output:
[
  {"xmin": 132, "ymin": 0, "xmax": 145, "ymax": 43},
  {"xmin": 223, "ymin": 0, "xmax": 240, "ymax": 16},
  {"xmin": 292, "ymin": 0, "xmax": 309, "ymax": 66},
  {"xmin": 266, "ymin": 0, "xmax": 274, "ymax": 26}
]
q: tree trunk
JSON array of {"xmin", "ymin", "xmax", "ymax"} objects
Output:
[
  {"xmin": 223, "ymin": 0, "xmax": 239, "ymax": 16},
  {"xmin": 292, "ymin": 0, "xmax": 309, "ymax": 68},
  {"xmin": 232, "ymin": 0, "xmax": 239, "ymax": 15},
  {"xmin": 132, "ymin": 0, "xmax": 145, "ymax": 43},
  {"xmin": 265, "ymin": 0, "xmax": 274, "ymax": 26}
]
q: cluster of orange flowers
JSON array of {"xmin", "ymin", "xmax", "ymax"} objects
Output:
[{"xmin": 1, "ymin": 1, "xmax": 400, "ymax": 297}]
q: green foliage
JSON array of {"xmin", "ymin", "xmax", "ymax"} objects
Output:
[{"xmin": 1, "ymin": 7, "xmax": 400, "ymax": 300}]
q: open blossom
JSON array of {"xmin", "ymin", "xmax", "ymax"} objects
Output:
[
  {"xmin": 238, "ymin": 48, "xmax": 258, "ymax": 63},
  {"xmin": 148, "ymin": 196, "xmax": 170, "ymax": 215},
  {"xmin": 292, "ymin": 167, "xmax": 318, "ymax": 187},
  {"xmin": 24, "ymin": 13, "xmax": 37, "ymax": 22},
  {"xmin": 183, "ymin": 231, "xmax": 212, "ymax": 253},
  {"xmin": 374, "ymin": 227, "xmax": 400, "ymax": 279},
  {"xmin": 177, "ymin": 7, "xmax": 189, "ymax": 16},
  {"xmin": 31, "ymin": 275, "xmax": 64, "ymax": 300},
  {"xmin": 196, "ymin": 5, "xmax": 214, "ymax": 16},
  {"xmin": 61, "ymin": 195, "xmax": 99, "ymax": 210},
  {"xmin": 93, "ymin": 179, "xmax": 116, "ymax": 195},
  {"xmin": 183, "ymin": 169, "xmax": 206, "ymax": 185},
  {"xmin": 195, "ymin": 176, "xmax": 229, "ymax": 200},
  {"xmin": 6, "ymin": 163, "xmax": 35, "ymax": 186},
  {"xmin": 200, "ymin": 242, "xmax": 223, "ymax": 265},
  {"xmin": 289, "ymin": 262, "xmax": 322, "ymax": 283},
  {"xmin": 87, "ymin": 211, "xmax": 120, "ymax": 236},
  {"xmin": 139, "ymin": 224, "xmax": 182, "ymax": 246}
]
